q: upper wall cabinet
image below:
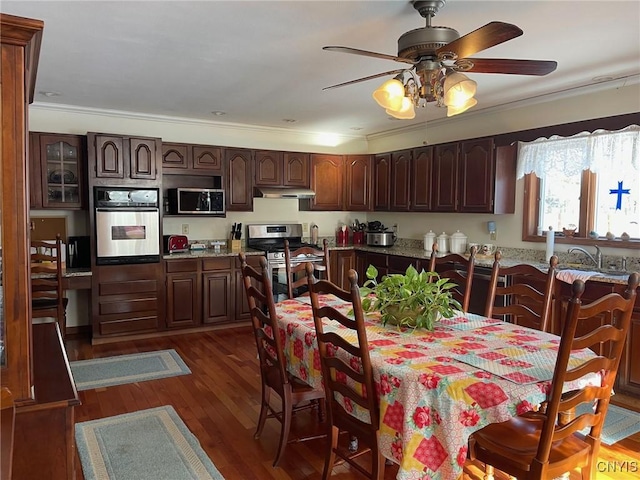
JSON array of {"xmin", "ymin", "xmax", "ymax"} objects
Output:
[
  {"xmin": 29, "ymin": 132, "xmax": 86, "ymax": 209},
  {"xmin": 373, "ymin": 153, "xmax": 391, "ymax": 210},
  {"xmin": 431, "ymin": 142, "xmax": 459, "ymax": 212},
  {"xmin": 302, "ymin": 154, "xmax": 372, "ymax": 211},
  {"xmin": 430, "ymin": 138, "xmax": 516, "ymax": 214},
  {"xmin": 88, "ymin": 132, "xmax": 162, "ymax": 186},
  {"xmin": 161, "ymin": 143, "xmax": 222, "ymax": 175},
  {"xmin": 390, "ymin": 150, "xmax": 411, "ymax": 211},
  {"xmin": 374, "ymin": 147, "xmax": 429, "ymax": 212},
  {"xmin": 410, "ymin": 146, "xmax": 433, "ymax": 212},
  {"xmin": 457, "ymin": 138, "xmax": 516, "ymax": 213},
  {"xmin": 306, "ymin": 154, "xmax": 343, "ymax": 210},
  {"xmin": 344, "ymin": 154, "xmax": 373, "ymax": 211},
  {"xmin": 254, "ymin": 151, "xmax": 310, "ymax": 188},
  {"xmin": 225, "ymin": 148, "xmax": 253, "ymax": 211}
]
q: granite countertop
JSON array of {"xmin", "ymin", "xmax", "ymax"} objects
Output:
[{"xmin": 163, "ymin": 244, "xmax": 635, "ymax": 285}]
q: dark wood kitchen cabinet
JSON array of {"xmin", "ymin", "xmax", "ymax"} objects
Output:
[
  {"xmin": 225, "ymin": 148, "xmax": 253, "ymax": 211},
  {"xmin": 619, "ymin": 298, "xmax": 640, "ymax": 397},
  {"xmin": 88, "ymin": 132, "xmax": 162, "ymax": 184},
  {"xmin": 373, "ymin": 153, "xmax": 391, "ymax": 210},
  {"xmin": 29, "ymin": 132, "xmax": 86, "ymax": 209},
  {"xmin": 306, "ymin": 154, "xmax": 343, "ymax": 210},
  {"xmin": 330, "ymin": 250, "xmax": 356, "ymax": 290},
  {"xmin": 390, "ymin": 150, "xmax": 411, "ymax": 211},
  {"xmin": 254, "ymin": 150, "xmax": 310, "ymax": 188},
  {"xmin": 345, "ymin": 154, "xmax": 373, "ymax": 211},
  {"xmin": 162, "ymin": 142, "xmax": 223, "ymax": 174},
  {"xmin": 431, "ymin": 142, "xmax": 459, "ymax": 212},
  {"xmin": 430, "ymin": 138, "xmax": 515, "ymax": 213},
  {"xmin": 410, "ymin": 146, "xmax": 432, "ymax": 211},
  {"xmin": 304, "ymin": 154, "xmax": 371, "ymax": 211},
  {"xmin": 91, "ymin": 263, "xmax": 165, "ymax": 340},
  {"xmin": 165, "ymin": 259, "xmax": 200, "ymax": 328},
  {"xmin": 202, "ymin": 258, "xmax": 233, "ymax": 324}
]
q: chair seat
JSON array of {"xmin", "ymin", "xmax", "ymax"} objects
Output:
[{"xmin": 472, "ymin": 415, "xmax": 592, "ymax": 476}]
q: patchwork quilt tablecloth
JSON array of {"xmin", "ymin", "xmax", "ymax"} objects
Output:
[{"xmin": 276, "ymin": 298, "xmax": 599, "ymax": 480}]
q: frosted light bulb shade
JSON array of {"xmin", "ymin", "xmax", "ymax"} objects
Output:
[
  {"xmin": 447, "ymin": 97, "xmax": 477, "ymax": 117},
  {"xmin": 443, "ymin": 72, "xmax": 477, "ymax": 106},
  {"xmin": 386, "ymin": 97, "xmax": 415, "ymax": 119},
  {"xmin": 372, "ymin": 78, "xmax": 405, "ymax": 110}
]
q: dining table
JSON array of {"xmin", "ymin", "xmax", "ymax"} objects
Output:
[{"xmin": 275, "ymin": 294, "xmax": 600, "ymax": 480}]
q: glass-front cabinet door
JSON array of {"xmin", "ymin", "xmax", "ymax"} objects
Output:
[
  {"xmin": 41, "ymin": 135, "xmax": 83, "ymax": 207},
  {"xmin": 36, "ymin": 134, "xmax": 85, "ymax": 209}
]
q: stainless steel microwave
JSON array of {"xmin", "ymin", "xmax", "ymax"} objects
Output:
[{"xmin": 167, "ymin": 188, "xmax": 225, "ymax": 215}]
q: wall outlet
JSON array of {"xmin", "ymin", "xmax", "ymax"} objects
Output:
[
  {"xmin": 182, "ymin": 224, "xmax": 189, "ymax": 235},
  {"xmin": 490, "ymin": 232, "xmax": 497, "ymax": 240},
  {"xmin": 302, "ymin": 222, "xmax": 309, "ymax": 233}
]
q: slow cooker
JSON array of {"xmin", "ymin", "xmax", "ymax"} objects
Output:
[{"xmin": 366, "ymin": 231, "xmax": 396, "ymax": 247}]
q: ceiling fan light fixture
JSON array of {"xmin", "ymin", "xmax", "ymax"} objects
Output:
[
  {"xmin": 372, "ymin": 77, "xmax": 405, "ymax": 110},
  {"xmin": 443, "ymin": 72, "xmax": 477, "ymax": 106},
  {"xmin": 386, "ymin": 97, "xmax": 416, "ymax": 119},
  {"xmin": 447, "ymin": 96, "xmax": 477, "ymax": 117}
]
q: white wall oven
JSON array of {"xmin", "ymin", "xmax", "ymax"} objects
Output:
[{"xmin": 94, "ymin": 187, "xmax": 160, "ymax": 265}]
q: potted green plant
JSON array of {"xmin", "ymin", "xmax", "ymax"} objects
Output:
[{"xmin": 359, "ymin": 264, "xmax": 461, "ymax": 331}]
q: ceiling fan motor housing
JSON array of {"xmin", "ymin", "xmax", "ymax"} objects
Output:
[{"xmin": 397, "ymin": 26, "xmax": 460, "ymax": 60}]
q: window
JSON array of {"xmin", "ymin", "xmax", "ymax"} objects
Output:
[{"xmin": 520, "ymin": 125, "xmax": 639, "ymax": 245}]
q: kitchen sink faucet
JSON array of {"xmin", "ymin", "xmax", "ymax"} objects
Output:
[{"xmin": 568, "ymin": 245, "xmax": 603, "ymax": 269}]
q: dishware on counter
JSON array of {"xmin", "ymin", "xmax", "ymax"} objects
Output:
[
  {"xmin": 467, "ymin": 242, "xmax": 480, "ymax": 255},
  {"xmin": 449, "ymin": 230, "xmax": 468, "ymax": 254},
  {"xmin": 423, "ymin": 230, "xmax": 436, "ymax": 252},
  {"xmin": 481, "ymin": 243, "xmax": 497, "ymax": 256},
  {"xmin": 437, "ymin": 232, "xmax": 449, "ymax": 253}
]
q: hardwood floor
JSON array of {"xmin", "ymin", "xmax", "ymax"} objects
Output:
[{"xmin": 65, "ymin": 326, "xmax": 640, "ymax": 480}]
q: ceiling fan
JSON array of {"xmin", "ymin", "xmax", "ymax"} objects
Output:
[{"xmin": 323, "ymin": 0, "xmax": 557, "ymax": 118}]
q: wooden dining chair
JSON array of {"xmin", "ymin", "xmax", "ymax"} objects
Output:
[
  {"xmin": 484, "ymin": 251, "xmax": 559, "ymax": 332},
  {"xmin": 284, "ymin": 238, "xmax": 331, "ymax": 299},
  {"xmin": 428, "ymin": 244, "xmax": 477, "ymax": 312},
  {"xmin": 31, "ymin": 234, "xmax": 68, "ymax": 338},
  {"xmin": 468, "ymin": 273, "xmax": 639, "ymax": 480},
  {"xmin": 238, "ymin": 252, "xmax": 325, "ymax": 467},
  {"xmin": 306, "ymin": 263, "xmax": 385, "ymax": 480}
]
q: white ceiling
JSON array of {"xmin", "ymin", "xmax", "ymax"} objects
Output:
[{"xmin": 3, "ymin": 0, "xmax": 639, "ymax": 137}]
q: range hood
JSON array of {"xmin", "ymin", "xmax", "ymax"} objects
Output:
[{"xmin": 255, "ymin": 187, "xmax": 316, "ymax": 199}]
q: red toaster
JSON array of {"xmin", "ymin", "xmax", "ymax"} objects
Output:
[{"xmin": 163, "ymin": 234, "xmax": 189, "ymax": 253}]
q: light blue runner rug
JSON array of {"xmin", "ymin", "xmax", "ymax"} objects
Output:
[
  {"xmin": 576, "ymin": 403, "xmax": 640, "ymax": 445},
  {"xmin": 76, "ymin": 406, "xmax": 225, "ymax": 480},
  {"xmin": 70, "ymin": 349, "xmax": 191, "ymax": 390}
]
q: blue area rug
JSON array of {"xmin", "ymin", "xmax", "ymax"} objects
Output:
[
  {"xmin": 70, "ymin": 349, "xmax": 191, "ymax": 391},
  {"xmin": 576, "ymin": 403, "xmax": 640, "ymax": 445},
  {"xmin": 76, "ymin": 406, "xmax": 224, "ymax": 480}
]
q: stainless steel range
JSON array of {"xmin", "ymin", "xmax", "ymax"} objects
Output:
[{"xmin": 246, "ymin": 223, "xmax": 325, "ymax": 301}]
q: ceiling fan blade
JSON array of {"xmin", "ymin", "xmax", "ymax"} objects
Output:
[
  {"xmin": 322, "ymin": 69, "xmax": 406, "ymax": 90},
  {"xmin": 462, "ymin": 58, "xmax": 558, "ymax": 76},
  {"xmin": 323, "ymin": 46, "xmax": 416, "ymax": 65},
  {"xmin": 437, "ymin": 22, "xmax": 523, "ymax": 59}
]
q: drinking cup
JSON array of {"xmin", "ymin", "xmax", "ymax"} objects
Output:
[{"xmin": 481, "ymin": 244, "xmax": 497, "ymax": 256}]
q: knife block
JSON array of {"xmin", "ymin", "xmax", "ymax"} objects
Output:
[{"xmin": 229, "ymin": 237, "xmax": 242, "ymax": 253}]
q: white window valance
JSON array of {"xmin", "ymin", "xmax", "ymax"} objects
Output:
[{"xmin": 516, "ymin": 124, "xmax": 640, "ymax": 179}]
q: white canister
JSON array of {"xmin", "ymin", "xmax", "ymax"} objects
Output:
[
  {"xmin": 423, "ymin": 230, "xmax": 436, "ymax": 252},
  {"xmin": 449, "ymin": 230, "xmax": 468, "ymax": 254},
  {"xmin": 437, "ymin": 232, "xmax": 449, "ymax": 253}
]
